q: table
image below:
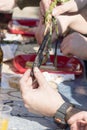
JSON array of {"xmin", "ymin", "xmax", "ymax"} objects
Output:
[
  {"xmin": 1, "ymin": 43, "xmax": 59, "ymax": 130},
  {"xmin": 0, "ymin": 77, "xmax": 87, "ymax": 130},
  {"xmin": 0, "ymin": 88, "xmax": 58, "ymax": 130},
  {"xmin": 1, "ymin": 43, "xmax": 87, "ymax": 130},
  {"xmin": 1, "ymin": 5, "xmax": 87, "ymax": 130}
]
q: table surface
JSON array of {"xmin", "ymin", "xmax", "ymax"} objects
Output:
[
  {"xmin": 0, "ymin": 88, "xmax": 58, "ymax": 130},
  {"xmin": 0, "ymin": 43, "xmax": 59, "ymax": 130},
  {"xmin": 1, "ymin": 41, "xmax": 87, "ymax": 130},
  {"xmin": 0, "ymin": 6, "xmax": 87, "ymax": 130},
  {"xmin": 0, "ymin": 77, "xmax": 87, "ymax": 130}
]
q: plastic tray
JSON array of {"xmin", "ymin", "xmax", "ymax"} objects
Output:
[{"xmin": 13, "ymin": 54, "xmax": 84, "ymax": 76}]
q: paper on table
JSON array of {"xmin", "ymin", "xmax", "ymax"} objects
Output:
[
  {"xmin": 1, "ymin": 44, "xmax": 18, "ymax": 61},
  {"xmin": 43, "ymin": 72, "xmax": 75, "ymax": 85}
]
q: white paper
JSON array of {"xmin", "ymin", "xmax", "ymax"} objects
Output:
[
  {"xmin": 43, "ymin": 72, "xmax": 75, "ymax": 84},
  {"xmin": 1, "ymin": 44, "xmax": 18, "ymax": 61}
]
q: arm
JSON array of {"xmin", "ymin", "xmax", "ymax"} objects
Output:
[
  {"xmin": 19, "ymin": 67, "xmax": 87, "ymax": 130},
  {"xmin": 19, "ymin": 67, "xmax": 64, "ymax": 116}
]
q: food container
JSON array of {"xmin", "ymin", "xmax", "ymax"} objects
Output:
[{"xmin": 13, "ymin": 54, "xmax": 84, "ymax": 77}]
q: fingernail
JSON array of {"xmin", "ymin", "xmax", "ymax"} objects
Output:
[{"xmin": 34, "ymin": 67, "xmax": 40, "ymax": 73}]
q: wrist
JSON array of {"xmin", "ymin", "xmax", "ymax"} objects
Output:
[
  {"xmin": 51, "ymin": 96, "xmax": 65, "ymax": 117},
  {"xmin": 66, "ymin": 105, "xmax": 81, "ymax": 124},
  {"xmin": 48, "ymin": 99, "xmax": 64, "ymax": 117},
  {"xmin": 54, "ymin": 102, "xmax": 81, "ymax": 129}
]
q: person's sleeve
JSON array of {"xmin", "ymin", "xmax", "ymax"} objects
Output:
[{"xmin": 16, "ymin": 0, "xmax": 40, "ymax": 9}]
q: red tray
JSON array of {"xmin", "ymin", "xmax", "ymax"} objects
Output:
[
  {"xmin": 13, "ymin": 54, "xmax": 84, "ymax": 76},
  {"xmin": 8, "ymin": 19, "xmax": 39, "ymax": 36}
]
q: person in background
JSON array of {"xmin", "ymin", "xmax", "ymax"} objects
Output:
[
  {"xmin": 0, "ymin": 0, "xmax": 40, "ymax": 11},
  {"xmin": 19, "ymin": 67, "xmax": 87, "ymax": 130}
]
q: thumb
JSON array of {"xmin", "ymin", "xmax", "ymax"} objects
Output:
[
  {"xmin": 33, "ymin": 67, "xmax": 47, "ymax": 87},
  {"xmin": 52, "ymin": 3, "xmax": 71, "ymax": 16}
]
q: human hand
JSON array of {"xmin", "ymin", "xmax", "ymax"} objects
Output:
[
  {"xmin": 40, "ymin": 0, "xmax": 52, "ymax": 17},
  {"xmin": 34, "ymin": 21, "xmax": 45, "ymax": 44},
  {"xmin": 35, "ymin": 12, "xmax": 87, "ymax": 44},
  {"xmin": 52, "ymin": 0, "xmax": 78, "ymax": 17},
  {"xmin": 52, "ymin": 0, "xmax": 87, "ymax": 17},
  {"xmin": 39, "ymin": 0, "xmax": 84, "ymax": 17},
  {"xmin": 19, "ymin": 67, "xmax": 64, "ymax": 117},
  {"xmin": 35, "ymin": 14, "xmax": 72, "ymax": 44},
  {"xmin": 35, "ymin": 21, "xmax": 58, "ymax": 44},
  {"xmin": 68, "ymin": 111, "xmax": 87, "ymax": 130},
  {"xmin": 0, "ymin": 0, "xmax": 16, "ymax": 11},
  {"xmin": 40, "ymin": 0, "xmax": 78, "ymax": 17},
  {"xmin": 60, "ymin": 32, "xmax": 87, "ymax": 60}
]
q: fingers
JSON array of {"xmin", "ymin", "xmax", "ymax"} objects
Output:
[
  {"xmin": 34, "ymin": 21, "xmax": 45, "ymax": 44},
  {"xmin": 40, "ymin": 1, "xmax": 45, "ymax": 17},
  {"xmin": 20, "ymin": 69, "xmax": 31, "ymax": 83},
  {"xmin": 52, "ymin": 0, "xmax": 75, "ymax": 17},
  {"xmin": 19, "ymin": 69, "xmax": 32, "ymax": 91},
  {"xmin": 52, "ymin": 3, "xmax": 70, "ymax": 16},
  {"xmin": 61, "ymin": 36, "xmax": 69, "ymax": 50},
  {"xmin": 33, "ymin": 67, "xmax": 47, "ymax": 87},
  {"xmin": 40, "ymin": 0, "xmax": 51, "ymax": 16},
  {"xmin": 68, "ymin": 112, "xmax": 87, "ymax": 125},
  {"xmin": 70, "ymin": 122, "xmax": 78, "ymax": 130},
  {"xmin": 70, "ymin": 120, "xmax": 87, "ymax": 130},
  {"xmin": 60, "ymin": 36, "xmax": 70, "ymax": 55}
]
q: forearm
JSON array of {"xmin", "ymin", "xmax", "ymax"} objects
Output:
[{"xmin": 16, "ymin": 0, "xmax": 40, "ymax": 9}]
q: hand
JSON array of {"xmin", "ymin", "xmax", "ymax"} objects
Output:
[
  {"xmin": 40, "ymin": 0, "xmax": 52, "ymax": 17},
  {"xmin": 19, "ymin": 67, "xmax": 64, "ymax": 117},
  {"xmin": 35, "ymin": 14, "xmax": 72, "ymax": 44},
  {"xmin": 35, "ymin": 13, "xmax": 87, "ymax": 44},
  {"xmin": 40, "ymin": 0, "xmax": 87, "ymax": 18},
  {"xmin": 39, "ymin": 0, "xmax": 78, "ymax": 17},
  {"xmin": 68, "ymin": 111, "xmax": 87, "ymax": 130},
  {"xmin": 0, "ymin": 0, "xmax": 16, "ymax": 11},
  {"xmin": 35, "ymin": 21, "xmax": 58, "ymax": 44},
  {"xmin": 52, "ymin": 0, "xmax": 87, "ymax": 17},
  {"xmin": 60, "ymin": 32, "xmax": 87, "ymax": 60},
  {"xmin": 34, "ymin": 21, "xmax": 45, "ymax": 44}
]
